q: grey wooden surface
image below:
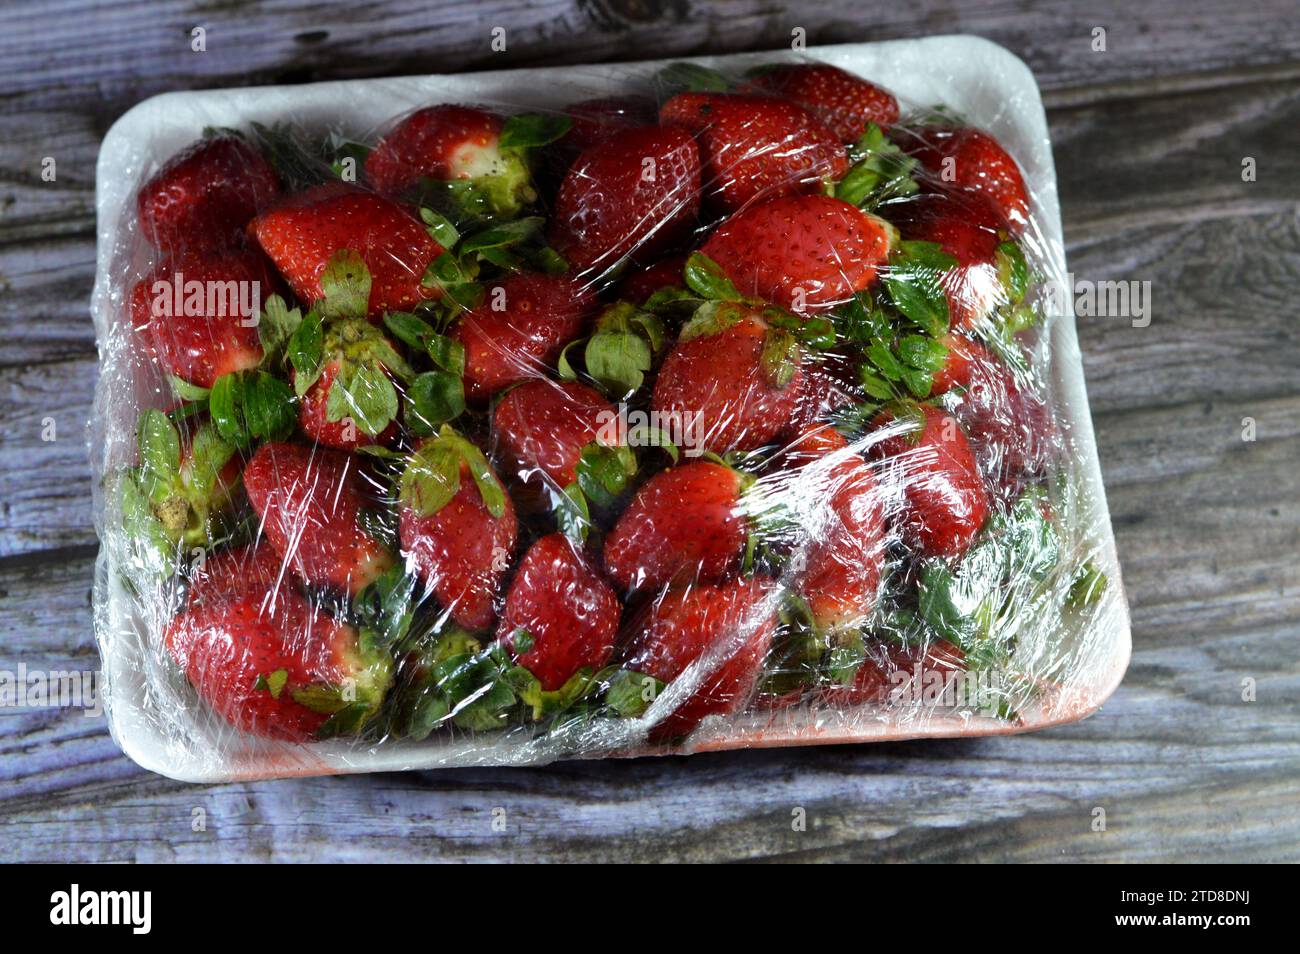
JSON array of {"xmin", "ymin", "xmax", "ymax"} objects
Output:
[{"xmin": 1, "ymin": 0, "xmax": 1298, "ymax": 862}]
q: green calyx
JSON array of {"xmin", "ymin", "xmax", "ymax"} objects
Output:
[
  {"xmin": 132, "ymin": 409, "xmax": 239, "ymax": 549},
  {"xmin": 559, "ymin": 301, "xmax": 666, "ymax": 400},
  {"xmin": 835, "ymin": 123, "xmax": 919, "ymax": 209},
  {"xmin": 882, "ymin": 240, "xmax": 957, "ymax": 338},
  {"xmin": 557, "ymin": 441, "xmax": 638, "ymax": 543},
  {"xmin": 293, "ymin": 629, "xmax": 396, "ymax": 740},
  {"xmin": 399, "ymin": 424, "xmax": 506, "ymax": 519}
]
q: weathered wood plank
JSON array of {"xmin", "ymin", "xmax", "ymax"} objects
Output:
[
  {"xmin": 0, "ymin": 359, "xmax": 98, "ymax": 556},
  {"xmin": 1, "ymin": 0, "xmax": 1297, "ymax": 119}
]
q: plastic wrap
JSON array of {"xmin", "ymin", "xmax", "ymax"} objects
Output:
[{"xmin": 90, "ymin": 38, "xmax": 1130, "ymax": 781}]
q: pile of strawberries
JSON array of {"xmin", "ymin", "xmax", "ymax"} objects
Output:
[{"xmin": 117, "ymin": 60, "xmax": 1101, "ymax": 747}]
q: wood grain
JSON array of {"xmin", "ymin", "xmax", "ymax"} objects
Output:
[{"xmin": 0, "ymin": 0, "xmax": 1297, "ymax": 862}]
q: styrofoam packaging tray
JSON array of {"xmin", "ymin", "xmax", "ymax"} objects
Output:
[{"xmin": 91, "ymin": 36, "xmax": 1131, "ymax": 781}]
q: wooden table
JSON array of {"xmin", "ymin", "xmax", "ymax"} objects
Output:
[{"xmin": 2, "ymin": 0, "xmax": 1297, "ymax": 862}]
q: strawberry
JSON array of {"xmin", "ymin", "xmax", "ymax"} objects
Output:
[
  {"xmin": 780, "ymin": 426, "xmax": 886, "ymax": 631},
  {"xmin": 749, "ymin": 64, "xmax": 900, "ymax": 141},
  {"xmin": 603, "ymin": 460, "xmax": 750, "ymax": 593},
  {"xmin": 452, "ymin": 272, "xmax": 596, "ymax": 401},
  {"xmin": 651, "ymin": 302, "xmax": 804, "ymax": 454},
  {"xmin": 906, "ymin": 127, "xmax": 1030, "ymax": 232},
  {"xmin": 496, "ymin": 533, "xmax": 621, "ymax": 691},
  {"xmin": 890, "ymin": 190, "xmax": 1007, "ymax": 330},
  {"xmin": 244, "ymin": 442, "xmax": 395, "ymax": 595},
  {"xmin": 821, "ymin": 637, "xmax": 965, "ymax": 707},
  {"xmin": 699, "ymin": 194, "xmax": 891, "ymax": 314},
  {"xmin": 492, "ymin": 379, "xmax": 617, "ymax": 489},
  {"xmin": 660, "ymin": 92, "xmax": 848, "ymax": 213},
  {"xmin": 928, "ymin": 332, "xmax": 996, "ymax": 396},
  {"xmin": 947, "ymin": 360, "xmax": 1057, "ymax": 499},
  {"xmin": 292, "ymin": 318, "xmax": 413, "ymax": 450},
  {"xmin": 620, "ymin": 576, "xmax": 777, "ymax": 741},
  {"xmin": 561, "ymin": 96, "xmax": 658, "ymax": 152},
  {"xmin": 549, "ymin": 124, "xmax": 701, "ymax": 276},
  {"xmin": 616, "ymin": 254, "xmax": 688, "ymax": 304},
  {"xmin": 398, "ymin": 426, "xmax": 519, "ymax": 630},
  {"xmin": 137, "ymin": 135, "xmax": 280, "ymax": 253},
  {"xmin": 364, "ymin": 105, "xmax": 537, "ymax": 217},
  {"xmin": 786, "ymin": 352, "xmax": 857, "ymax": 435},
  {"xmin": 252, "ymin": 183, "xmax": 443, "ymax": 320},
  {"xmin": 130, "ymin": 409, "xmax": 242, "ymax": 550},
  {"xmin": 868, "ymin": 404, "xmax": 990, "ymax": 559},
  {"xmin": 165, "ymin": 543, "xmax": 392, "ymax": 741},
  {"xmin": 130, "ymin": 248, "xmax": 270, "ymax": 388}
]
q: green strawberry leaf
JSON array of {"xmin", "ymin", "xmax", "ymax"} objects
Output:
[
  {"xmin": 257, "ymin": 294, "xmax": 304, "ymax": 364},
  {"xmin": 499, "ymin": 113, "xmax": 572, "ymax": 150},
  {"xmin": 355, "ymin": 564, "xmax": 418, "ymax": 647},
  {"xmin": 383, "ymin": 310, "xmax": 440, "ymax": 352},
  {"xmin": 288, "ymin": 309, "xmax": 325, "ymax": 395},
  {"xmin": 420, "ymin": 207, "xmax": 461, "ymax": 249},
  {"xmin": 605, "ymin": 669, "xmax": 664, "ymax": 718},
  {"xmin": 325, "ymin": 363, "xmax": 399, "ymax": 436},
  {"xmin": 406, "ymin": 369, "xmax": 465, "ymax": 435},
  {"xmin": 760, "ymin": 327, "xmax": 800, "ymax": 390},
  {"xmin": 399, "ymin": 440, "xmax": 463, "ymax": 517},
  {"xmin": 1067, "ymin": 560, "xmax": 1108, "ymax": 607},
  {"xmin": 136, "ymin": 409, "xmax": 181, "ymax": 501},
  {"xmin": 210, "ymin": 370, "xmax": 296, "ymax": 448},
  {"xmin": 996, "ymin": 239, "xmax": 1030, "ymax": 307},
  {"xmin": 254, "ymin": 668, "xmax": 289, "ymax": 700},
  {"xmin": 186, "ymin": 423, "xmax": 235, "ymax": 499},
  {"xmin": 319, "ymin": 250, "xmax": 372, "ymax": 319},
  {"xmin": 459, "ymin": 216, "xmax": 544, "ymax": 257},
  {"xmin": 169, "ymin": 376, "xmax": 212, "ymax": 403},
  {"xmin": 884, "ymin": 241, "xmax": 957, "ymax": 336},
  {"xmin": 657, "ymin": 62, "xmax": 731, "ymax": 93},
  {"xmin": 575, "ymin": 442, "xmax": 637, "ymax": 510},
  {"xmin": 835, "ymin": 123, "xmax": 919, "ymax": 208},
  {"xmin": 684, "ymin": 252, "xmax": 743, "ymax": 302}
]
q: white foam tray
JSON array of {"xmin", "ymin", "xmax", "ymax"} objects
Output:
[{"xmin": 91, "ymin": 35, "xmax": 1131, "ymax": 782}]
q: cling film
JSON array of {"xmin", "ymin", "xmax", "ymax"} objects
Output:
[{"xmin": 88, "ymin": 44, "xmax": 1129, "ymax": 779}]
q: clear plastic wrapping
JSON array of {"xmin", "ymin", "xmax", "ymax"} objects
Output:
[{"xmin": 90, "ymin": 39, "xmax": 1130, "ymax": 781}]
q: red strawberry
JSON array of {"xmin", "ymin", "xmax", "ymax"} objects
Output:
[
  {"xmin": 492, "ymin": 379, "xmax": 616, "ymax": 489},
  {"xmin": 603, "ymin": 461, "xmax": 749, "ymax": 594},
  {"xmin": 660, "ymin": 92, "xmax": 848, "ymax": 213},
  {"xmin": 651, "ymin": 302, "xmax": 803, "ymax": 454},
  {"xmin": 891, "ymin": 190, "xmax": 1007, "ymax": 330},
  {"xmin": 616, "ymin": 254, "xmax": 688, "ymax": 304},
  {"xmin": 297, "ymin": 361, "xmax": 399, "ymax": 450},
  {"xmin": 821, "ymin": 637, "xmax": 965, "ymax": 707},
  {"xmin": 187, "ymin": 541, "xmax": 284, "ymax": 596},
  {"xmin": 868, "ymin": 404, "xmax": 989, "ymax": 559},
  {"xmin": 496, "ymin": 533, "xmax": 621, "ymax": 691},
  {"xmin": 750, "ymin": 64, "xmax": 900, "ymax": 141},
  {"xmin": 452, "ymin": 272, "xmax": 596, "ymax": 401},
  {"xmin": 562, "ymin": 96, "xmax": 658, "ymax": 152},
  {"xmin": 929, "ymin": 332, "xmax": 996, "ymax": 396},
  {"xmin": 165, "ymin": 543, "xmax": 392, "ymax": 741},
  {"xmin": 700, "ymin": 194, "xmax": 891, "ymax": 313},
  {"xmin": 292, "ymin": 318, "xmax": 412, "ymax": 450},
  {"xmin": 244, "ymin": 442, "xmax": 394, "ymax": 595},
  {"xmin": 549, "ymin": 124, "xmax": 701, "ymax": 276},
  {"xmin": 130, "ymin": 248, "xmax": 270, "ymax": 388},
  {"xmin": 398, "ymin": 427, "xmax": 519, "ymax": 630},
  {"xmin": 137, "ymin": 135, "xmax": 280, "ymax": 253},
  {"xmin": 947, "ymin": 360, "xmax": 1057, "ymax": 499},
  {"xmin": 252, "ymin": 183, "xmax": 443, "ymax": 320},
  {"xmin": 780, "ymin": 426, "xmax": 886, "ymax": 631},
  {"xmin": 621, "ymin": 576, "xmax": 777, "ymax": 741},
  {"xmin": 907, "ymin": 127, "xmax": 1030, "ymax": 232},
  {"xmin": 786, "ymin": 352, "xmax": 857, "ymax": 435},
  {"xmin": 365, "ymin": 105, "xmax": 536, "ymax": 217}
]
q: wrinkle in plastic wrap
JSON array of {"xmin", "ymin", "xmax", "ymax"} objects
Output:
[{"xmin": 89, "ymin": 40, "xmax": 1130, "ymax": 781}]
